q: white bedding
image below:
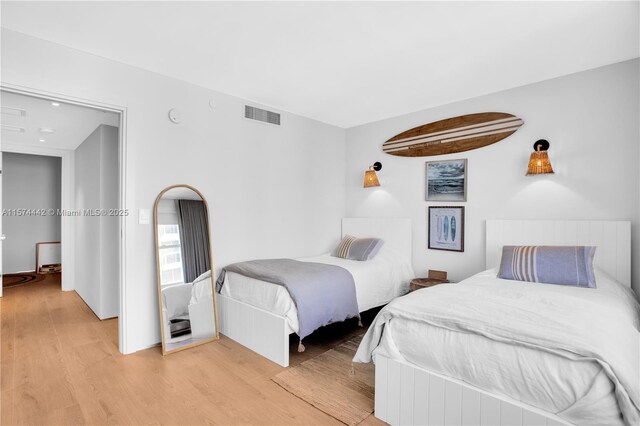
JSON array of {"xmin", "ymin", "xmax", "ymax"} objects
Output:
[
  {"xmin": 190, "ymin": 272, "xmax": 213, "ymax": 305},
  {"xmin": 219, "ymin": 245, "xmax": 414, "ymax": 333},
  {"xmin": 354, "ymin": 269, "xmax": 640, "ymax": 426}
]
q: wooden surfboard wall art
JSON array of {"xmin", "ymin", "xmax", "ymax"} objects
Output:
[{"xmin": 382, "ymin": 112, "xmax": 524, "ymax": 157}]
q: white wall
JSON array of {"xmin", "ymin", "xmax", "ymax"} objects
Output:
[
  {"xmin": 2, "ymin": 152, "xmax": 61, "ymax": 273},
  {"xmin": 100, "ymin": 125, "xmax": 119, "ymax": 319},
  {"xmin": 75, "ymin": 126, "xmax": 101, "ymax": 314},
  {"xmin": 346, "ymin": 59, "xmax": 640, "ymax": 297},
  {"xmin": 1, "ymin": 30, "xmax": 347, "ymax": 352},
  {"xmin": 74, "ymin": 124, "xmax": 119, "ymax": 319}
]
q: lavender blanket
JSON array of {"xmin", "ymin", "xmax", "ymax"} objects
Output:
[{"xmin": 216, "ymin": 259, "xmax": 359, "ymax": 340}]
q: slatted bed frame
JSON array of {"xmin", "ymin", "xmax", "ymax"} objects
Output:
[
  {"xmin": 217, "ymin": 217, "xmax": 413, "ymax": 368},
  {"xmin": 374, "ymin": 219, "xmax": 631, "ymax": 426}
]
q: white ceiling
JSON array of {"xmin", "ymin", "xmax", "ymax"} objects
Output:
[
  {"xmin": 0, "ymin": 91, "xmax": 120, "ymax": 150},
  {"xmin": 1, "ymin": 1, "xmax": 638, "ymax": 128},
  {"xmin": 161, "ymin": 187, "xmax": 204, "ymax": 201}
]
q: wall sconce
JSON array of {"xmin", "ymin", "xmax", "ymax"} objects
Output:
[
  {"xmin": 364, "ymin": 162, "xmax": 382, "ymax": 188},
  {"xmin": 526, "ymin": 139, "xmax": 554, "ymax": 175}
]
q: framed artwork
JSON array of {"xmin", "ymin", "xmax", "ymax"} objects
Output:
[
  {"xmin": 428, "ymin": 206, "xmax": 465, "ymax": 252},
  {"xmin": 425, "ymin": 159, "xmax": 467, "ymax": 201}
]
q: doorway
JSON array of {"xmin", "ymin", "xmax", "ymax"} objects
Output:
[
  {"xmin": 2, "ymin": 152, "xmax": 61, "ymax": 289},
  {"xmin": 0, "ymin": 87, "xmax": 127, "ymax": 352}
]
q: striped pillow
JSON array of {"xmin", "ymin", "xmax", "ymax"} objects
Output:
[
  {"xmin": 332, "ymin": 235, "xmax": 384, "ymax": 261},
  {"xmin": 333, "ymin": 235, "xmax": 356, "ymax": 258},
  {"xmin": 498, "ymin": 246, "xmax": 597, "ymax": 288}
]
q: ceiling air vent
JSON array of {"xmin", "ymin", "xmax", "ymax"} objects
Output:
[
  {"xmin": 1, "ymin": 106, "xmax": 26, "ymax": 117},
  {"xmin": 1, "ymin": 124, "xmax": 25, "ymax": 133},
  {"xmin": 245, "ymin": 105, "xmax": 281, "ymax": 126}
]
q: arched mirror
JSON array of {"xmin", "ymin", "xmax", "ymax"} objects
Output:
[{"xmin": 154, "ymin": 184, "xmax": 218, "ymax": 355}]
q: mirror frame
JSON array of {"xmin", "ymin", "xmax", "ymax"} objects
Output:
[{"xmin": 153, "ymin": 184, "xmax": 219, "ymax": 355}]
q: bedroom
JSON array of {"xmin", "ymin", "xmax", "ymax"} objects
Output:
[{"xmin": 0, "ymin": 1, "xmax": 638, "ymax": 425}]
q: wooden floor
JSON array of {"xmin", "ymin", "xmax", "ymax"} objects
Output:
[{"xmin": 1, "ymin": 274, "xmax": 385, "ymax": 425}]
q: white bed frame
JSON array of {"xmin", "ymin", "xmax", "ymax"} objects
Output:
[
  {"xmin": 374, "ymin": 219, "xmax": 631, "ymax": 426},
  {"xmin": 217, "ymin": 217, "xmax": 412, "ymax": 367}
]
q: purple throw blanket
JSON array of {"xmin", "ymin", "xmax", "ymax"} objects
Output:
[{"xmin": 216, "ymin": 259, "xmax": 360, "ymax": 340}]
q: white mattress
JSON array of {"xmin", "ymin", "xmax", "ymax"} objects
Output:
[
  {"xmin": 357, "ymin": 269, "xmax": 640, "ymax": 425},
  {"xmin": 219, "ymin": 245, "xmax": 414, "ymax": 333}
]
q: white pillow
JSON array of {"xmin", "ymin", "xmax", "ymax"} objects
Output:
[
  {"xmin": 192, "ymin": 270, "xmax": 211, "ymax": 285},
  {"xmin": 162, "ymin": 284, "xmax": 192, "ymax": 319}
]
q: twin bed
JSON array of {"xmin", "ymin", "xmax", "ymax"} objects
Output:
[
  {"xmin": 360, "ymin": 220, "xmax": 639, "ymax": 426},
  {"xmin": 216, "ymin": 218, "xmax": 639, "ymax": 425},
  {"xmin": 217, "ymin": 218, "xmax": 414, "ymax": 367}
]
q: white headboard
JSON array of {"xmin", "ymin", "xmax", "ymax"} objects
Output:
[
  {"xmin": 342, "ymin": 218, "xmax": 412, "ymax": 261},
  {"xmin": 486, "ymin": 220, "xmax": 631, "ymax": 287}
]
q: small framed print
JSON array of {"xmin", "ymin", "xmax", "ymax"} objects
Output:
[
  {"xmin": 428, "ymin": 206, "xmax": 465, "ymax": 252},
  {"xmin": 425, "ymin": 159, "xmax": 467, "ymax": 201}
]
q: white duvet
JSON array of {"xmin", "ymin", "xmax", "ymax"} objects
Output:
[
  {"xmin": 219, "ymin": 246, "xmax": 414, "ymax": 333},
  {"xmin": 190, "ymin": 270, "xmax": 213, "ymax": 305},
  {"xmin": 354, "ymin": 269, "xmax": 640, "ymax": 426}
]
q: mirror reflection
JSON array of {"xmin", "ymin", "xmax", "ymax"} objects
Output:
[{"xmin": 154, "ymin": 185, "xmax": 218, "ymax": 354}]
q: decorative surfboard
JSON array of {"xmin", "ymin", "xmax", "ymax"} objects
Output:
[
  {"xmin": 451, "ymin": 217, "xmax": 456, "ymax": 241},
  {"xmin": 443, "ymin": 217, "xmax": 449, "ymax": 241},
  {"xmin": 382, "ymin": 112, "xmax": 524, "ymax": 157}
]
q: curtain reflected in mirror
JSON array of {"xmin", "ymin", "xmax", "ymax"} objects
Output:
[{"xmin": 154, "ymin": 185, "xmax": 218, "ymax": 355}]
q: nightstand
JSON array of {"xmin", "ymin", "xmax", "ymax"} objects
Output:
[{"xmin": 409, "ymin": 270, "xmax": 450, "ymax": 292}]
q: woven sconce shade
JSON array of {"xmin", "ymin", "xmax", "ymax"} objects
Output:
[
  {"xmin": 363, "ymin": 170, "xmax": 380, "ymax": 188},
  {"xmin": 527, "ymin": 151, "xmax": 554, "ymax": 175},
  {"xmin": 527, "ymin": 140, "xmax": 554, "ymax": 175}
]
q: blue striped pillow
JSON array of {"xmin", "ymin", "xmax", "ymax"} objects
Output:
[
  {"xmin": 332, "ymin": 235, "xmax": 384, "ymax": 261},
  {"xmin": 498, "ymin": 246, "xmax": 597, "ymax": 288}
]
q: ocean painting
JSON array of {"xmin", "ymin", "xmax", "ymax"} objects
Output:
[{"xmin": 426, "ymin": 159, "xmax": 467, "ymax": 201}]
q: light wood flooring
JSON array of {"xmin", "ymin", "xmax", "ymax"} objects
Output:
[{"xmin": 1, "ymin": 274, "xmax": 384, "ymax": 425}]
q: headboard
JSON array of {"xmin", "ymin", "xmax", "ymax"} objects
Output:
[
  {"xmin": 486, "ymin": 220, "xmax": 631, "ymax": 287},
  {"xmin": 342, "ymin": 218, "xmax": 412, "ymax": 261}
]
